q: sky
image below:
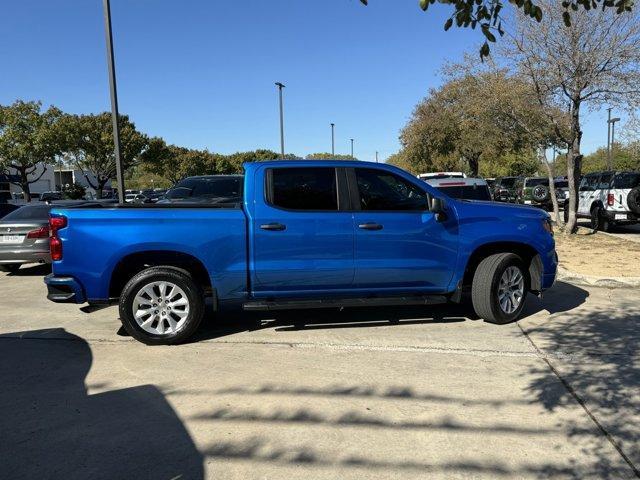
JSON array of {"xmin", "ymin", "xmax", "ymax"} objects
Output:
[{"xmin": 0, "ymin": 0, "xmax": 623, "ymax": 162}]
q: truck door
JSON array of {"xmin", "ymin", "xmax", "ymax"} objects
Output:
[
  {"xmin": 349, "ymin": 167, "xmax": 458, "ymax": 293},
  {"xmin": 250, "ymin": 166, "xmax": 354, "ymax": 296}
]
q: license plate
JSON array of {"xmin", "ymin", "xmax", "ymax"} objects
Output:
[
  {"xmin": 615, "ymin": 214, "xmax": 628, "ymax": 220},
  {"xmin": 524, "ymin": 200, "xmax": 532, "ymax": 204},
  {"xmin": 0, "ymin": 235, "xmax": 24, "ymax": 244}
]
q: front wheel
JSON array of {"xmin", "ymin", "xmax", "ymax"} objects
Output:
[
  {"xmin": 119, "ymin": 266, "xmax": 205, "ymax": 345},
  {"xmin": 471, "ymin": 253, "xmax": 529, "ymax": 325}
]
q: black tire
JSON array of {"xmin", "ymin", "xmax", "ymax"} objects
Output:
[
  {"xmin": 0, "ymin": 264, "xmax": 21, "ymax": 273},
  {"xmin": 119, "ymin": 266, "xmax": 205, "ymax": 345},
  {"xmin": 590, "ymin": 206, "xmax": 610, "ymax": 232},
  {"xmin": 471, "ymin": 253, "xmax": 529, "ymax": 325},
  {"xmin": 628, "ymin": 187, "xmax": 640, "ymax": 215},
  {"xmin": 532, "ymin": 185, "xmax": 550, "ymax": 203}
]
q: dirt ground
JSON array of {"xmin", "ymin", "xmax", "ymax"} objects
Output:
[{"xmin": 555, "ymin": 227, "xmax": 640, "ymax": 277}]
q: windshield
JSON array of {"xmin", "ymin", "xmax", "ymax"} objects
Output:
[
  {"xmin": 613, "ymin": 172, "xmax": 640, "ymax": 189},
  {"xmin": 1, "ymin": 205, "xmax": 50, "ymax": 221},
  {"xmin": 166, "ymin": 176, "xmax": 243, "ymax": 202},
  {"xmin": 436, "ymin": 185, "xmax": 491, "ymax": 201}
]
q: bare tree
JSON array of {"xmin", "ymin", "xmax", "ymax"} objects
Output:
[{"xmin": 505, "ymin": 0, "xmax": 640, "ymax": 233}]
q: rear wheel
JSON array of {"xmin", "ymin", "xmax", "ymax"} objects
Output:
[
  {"xmin": 119, "ymin": 266, "xmax": 205, "ymax": 345},
  {"xmin": 471, "ymin": 253, "xmax": 529, "ymax": 325},
  {"xmin": 590, "ymin": 206, "xmax": 610, "ymax": 232}
]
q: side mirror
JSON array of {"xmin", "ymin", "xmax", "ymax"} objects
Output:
[{"xmin": 430, "ymin": 197, "xmax": 447, "ymax": 222}]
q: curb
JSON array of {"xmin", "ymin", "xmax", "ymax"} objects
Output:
[{"xmin": 556, "ymin": 266, "xmax": 640, "ymax": 289}]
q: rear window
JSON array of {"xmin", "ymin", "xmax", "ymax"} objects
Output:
[
  {"xmin": 1, "ymin": 205, "xmax": 50, "ymax": 221},
  {"xmin": 165, "ymin": 176, "xmax": 243, "ymax": 203},
  {"xmin": 436, "ymin": 185, "xmax": 491, "ymax": 201},
  {"xmin": 554, "ymin": 180, "xmax": 568, "ymax": 188},
  {"xmin": 525, "ymin": 178, "xmax": 548, "ymax": 187},
  {"xmin": 269, "ymin": 168, "xmax": 338, "ymax": 210},
  {"xmin": 613, "ymin": 172, "xmax": 640, "ymax": 189},
  {"xmin": 499, "ymin": 178, "xmax": 517, "ymax": 188}
]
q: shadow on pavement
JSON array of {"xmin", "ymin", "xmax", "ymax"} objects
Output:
[
  {"xmin": 521, "ymin": 290, "xmax": 640, "ymax": 478},
  {"xmin": 5, "ymin": 263, "xmax": 51, "ymax": 277},
  {"xmin": 0, "ymin": 328, "xmax": 204, "ymax": 480}
]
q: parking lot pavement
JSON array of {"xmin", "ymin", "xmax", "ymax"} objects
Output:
[
  {"xmin": 1, "ymin": 266, "xmax": 639, "ymax": 479},
  {"xmin": 578, "ymin": 219, "xmax": 640, "ymax": 243}
]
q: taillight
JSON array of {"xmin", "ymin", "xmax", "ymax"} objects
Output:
[
  {"xmin": 607, "ymin": 193, "xmax": 614, "ymax": 206},
  {"xmin": 49, "ymin": 215, "xmax": 67, "ymax": 261},
  {"xmin": 27, "ymin": 226, "xmax": 50, "ymax": 239}
]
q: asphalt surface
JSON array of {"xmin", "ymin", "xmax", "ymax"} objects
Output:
[{"xmin": 1, "ymin": 265, "xmax": 639, "ymax": 479}]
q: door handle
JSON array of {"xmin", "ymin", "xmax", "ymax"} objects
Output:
[
  {"xmin": 260, "ymin": 222, "xmax": 286, "ymax": 231},
  {"xmin": 358, "ymin": 222, "xmax": 383, "ymax": 231}
]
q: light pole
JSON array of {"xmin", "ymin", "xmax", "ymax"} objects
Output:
[
  {"xmin": 375, "ymin": 151, "xmax": 379, "ymax": 163},
  {"xmin": 608, "ymin": 112, "xmax": 621, "ymax": 170},
  {"xmin": 102, "ymin": 0, "xmax": 125, "ymax": 204},
  {"xmin": 350, "ymin": 138, "xmax": 354, "ymax": 159},
  {"xmin": 275, "ymin": 82, "xmax": 285, "ymax": 159},
  {"xmin": 330, "ymin": 123, "xmax": 335, "ymax": 156},
  {"xmin": 606, "ymin": 108, "xmax": 612, "ymax": 170}
]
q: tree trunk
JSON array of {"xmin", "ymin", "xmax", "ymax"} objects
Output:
[
  {"xmin": 18, "ymin": 167, "xmax": 32, "ymax": 203},
  {"xmin": 539, "ymin": 149, "xmax": 560, "ymax": 224},
  {"xmin": 467, "ymin": 155, "xmax": 480, "ymax": 177},
  {"xmin": 565, "ymin": 100, "xmax": 582, "ymax": 234}
]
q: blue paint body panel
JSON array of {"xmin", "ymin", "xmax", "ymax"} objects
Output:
[{"xmin": 45, "ymin": 160, "xmax": 557, "ymax": 305}]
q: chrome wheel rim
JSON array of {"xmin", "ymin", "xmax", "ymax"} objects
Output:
[
  {"xmin": 498, "ymin": 266, "xmax": 524, "ymax": 314},
  {"xmin": 132, "ymin": 281, "xmax": 190, "ymax": 335}
]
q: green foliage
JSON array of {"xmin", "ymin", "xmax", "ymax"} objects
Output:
[
  {"xmin": 359, "ymin": 0, "xmax": 633, "ymax": 58},
  {"xmin": 305, "ymin": 152, "xmax": 355, "ymax": 160},
  {"xmin": 582, "ymin": 143, "xmax": 640, "ymax": 173},
  {"xmin": 59, "ymin": 112, "xmax": 148, "ymax": 197},
  {"xmin": 0, "ymin": 100, "xmax": 64, "ymax": 201},
  {"xmin": 61, "ymin": 183, "xmax": 86, "ymax": 200}
]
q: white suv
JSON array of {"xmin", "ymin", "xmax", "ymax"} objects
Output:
[{"xmin": 566, "ymin": 171, "xmax": 640, "ymax": 231}]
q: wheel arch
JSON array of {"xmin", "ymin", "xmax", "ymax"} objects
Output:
[
  {"xmin": 109, "ymin": 250, "xmax": 214, "ymax": 300},
  {"xmin": 462, "ymin": 241, "xmax": 543, "ymax": 292}
]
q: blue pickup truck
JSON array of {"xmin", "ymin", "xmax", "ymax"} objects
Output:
[{"xmin": 45, "ymin": 161, "xmax": 557, "ymax": 345}]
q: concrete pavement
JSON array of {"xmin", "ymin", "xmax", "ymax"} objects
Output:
[{"xmin": 0, "ymin": 265, "xmax": 638, "ymax": 479}]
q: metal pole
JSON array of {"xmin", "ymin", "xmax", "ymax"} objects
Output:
[
  {"xmin": 331, "ymin": 123, "xmax": 335, "ymax": 156},
  {"xmin": 608, "ymin": 115, "xmax": 620, "ymax": 170},
  {"xmin": 275, "ymin": 82, "xmax": 285, "ymax": 159},
  {"xmin": 606, "ymin": 108, "xmax": 612, "ymax": 170},
  {"xmin": 350, "ymin": 138, "xmax": 354, "ymax": 159},
  {"xmin": 102, "ymin": 0, "xmax": 125, "ymax": 203},
  {"xmin": 375, "ymin": 151, "xmax": 378, "ymax": 163}
]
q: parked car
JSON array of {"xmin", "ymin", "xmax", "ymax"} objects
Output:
[
  {"xmin": 160, "ymin": 175, "xmax": 243, "ymax": 205},
  {"xmin": 516, "ymin": 177, "xmax": 568, "ymax": 210},
  {"xmin": 0, "ymin": 201, "xmax": 115, "ymax": 272},
  {"xmin": 492, "ymin": 177, "xmax": 521, "ymax": 203},
  {"xmin": 425, "ymin": 177, "xmax": 492, "ymax": 201},
  {"xmin": 417, "ymin": 172, "xmax": 466, "ymax": 181},
  {"xmin": 0, "ymin": 203, "xmax": 20, "ymax": 219},
  {"xmin": 567, "ymin": 170, "xmax": 640, "ymax": 230},
  {"xmin": 40, "ymin": 191, "xmax": 63, "ymax": 202},
  {"xmin": 45, "ymin": 161, "xmax": 557, "ymax": 345}
]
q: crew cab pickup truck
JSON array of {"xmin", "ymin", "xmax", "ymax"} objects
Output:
[{"xmin": 45, "ymin": 161, "xmax": 557, "ymax": 345}]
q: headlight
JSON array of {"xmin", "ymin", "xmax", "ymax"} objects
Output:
[{"xmin": 542, "ymin": 218, "xmax": 554, "ymax": 236}]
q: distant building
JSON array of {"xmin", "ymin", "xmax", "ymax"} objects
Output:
[{"xmin": 1, "ymin": 163, "xmax": 111, "ymax": 201}]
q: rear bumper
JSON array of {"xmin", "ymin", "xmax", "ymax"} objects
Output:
[
  {"xmin": 44, "ymin": 274, "xmax": 86, "ymax": 304},
  {"xmin": 0, "ymin": 248, "xmax": 51, "ymax": 265},
  {"xmin": 602, "ymin": 210, "xmax": 639, "ymax": 222}
]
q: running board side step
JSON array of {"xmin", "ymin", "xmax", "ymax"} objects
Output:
[{"xmin": 243, "ymin": 295, "xmax": 448, "ymax": 311}]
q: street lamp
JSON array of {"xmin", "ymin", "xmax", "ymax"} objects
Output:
[
  {"xmin": 607, "ymin": 110, "xmax": 621, "ymax": 170},
  {"xmin": 375, "ymin": 151, "xmax": 379, "ymax": 163},
  {"xmin": 102, "ymin": 0, "xmax": 125, "ymax": 203},
  {"xmin": 330, "ymin": 123, "xmax": 335, "ymax": 156},
  {"xmin": 275, "ymin": 82, "xmax": 285, "ymax": 159},
  {"xmin": 350, "ymin": 138, "xmax": 354, "ymax": 159}
]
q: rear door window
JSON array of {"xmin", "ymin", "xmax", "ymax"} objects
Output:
[
  {"xmin": 580, "ymin": 175, "xmax": 599, "ymax": 191},
  {"xmin": 598, "ymin": 173, "xmax": 613, "ymax": 189},
  {"xmin": 269, "ymin": 168, "xmax": 338, "ymax": 211}
]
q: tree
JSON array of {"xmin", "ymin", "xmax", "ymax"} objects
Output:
[
  {"xmin": 139, "ymin": 138, "xmax": 217, "ymax": 184},
  {"xmin": 358, "ymin": 0, "xmax": 633, "ymax": 58},
  {"xmin": 305, "ymin": 153, "xmax": 355, "ymax": 160},
  {"xmin": 506, "ymin": 0, "xmax": 640, "ymax": 232},
  {"xmin": 61, "ymin": 113, "xmax": 148, "ymax": 197},
  {"xmin": 0, "ymin": 100, "xmax": 64, "ymax": 202},
  {"xmin": 399, "ymin": 69, "xmax": 560, "ymax": 177}
]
